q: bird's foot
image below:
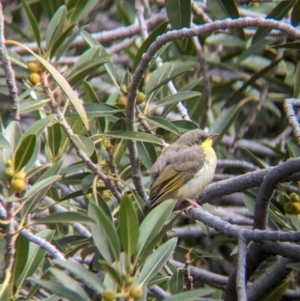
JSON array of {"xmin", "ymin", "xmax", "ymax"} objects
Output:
[{"xmin": 184, "ymin": 199, "xmax": 200, "ymax": 214}]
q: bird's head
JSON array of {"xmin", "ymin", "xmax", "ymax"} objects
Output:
[{"xmin": 176, "ymin": 129, "xmax": 218, "ymax": 147}]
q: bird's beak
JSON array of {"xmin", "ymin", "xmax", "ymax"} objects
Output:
[{"xmin": 209, "ymin": 133, "xmax": 218, "ymax": 139}]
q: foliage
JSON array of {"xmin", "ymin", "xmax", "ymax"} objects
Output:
[{"xmin": 0, "ymin": 0, "xmax": 300, "ymax": 300}]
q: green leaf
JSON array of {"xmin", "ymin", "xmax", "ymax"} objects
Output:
[
  {"xmin": 37, "ymin": 160, "xmax": 64, "ymax": 183},
  {"xmin": 22, "ymin": 175, "xmax": 61, "ymax": 217},
  {"xmin": 67, "ymin": 46, "xmax": 112, "ymax": 86},
  {"xmin": 70, "ymin": 135, "xmax": 95, "ymax": 157},
  {"xmin": 291, "ymin": 0, "xmax": 300, "ymax": 27},
  {"xmin": 133, "ymin": 21, "xmax": 168, "ymax": 71},
  {"xmin": 49, "ymin": 267, "xmax": 91, "ymax": 300},
  {"xmin": 119, "ymin": 195, "xmax": 139, "ymax": 259},
  {"xmin": 23, "ymin": 114, "xmax": 56, "ymax": 139},
  {"xmin": 139, "ymin": 212, "xmax": 180, "ymax": 265},
  {"xmin": 206, "ymin": 0, "xmax": 244, "ymax": 40},
  {"xmin": 171, "ymin": 120, "xmax": 198, "ymax": 132},
  {"xmin": 13, "ymin": 134, "xmax": 37, "ymax": 172},
  {"xmin": 46, "ymin": 6, "xmax": 67, "ymax": 51},
  {"xmin": 20, "ymin": 98, "xmax": 50, "ymax": 114},
  {"xmin": 67, "ymin": 0, "xmax": 98, "ymax": 23},
  {"xmin": 178, "ymin": 78, "xmax": 202, "ymax": 92},
  {"xmin": 137, "ymin": 238, "xmax": 177, "ymax": 285},
  {"xmin": 67, "ymin": 103, "xmax": 121, "ymax": 118},
  {"xmin": 16, "ymin": 230, "xmax": 55, "ymax": 289},
  {"xmin": 136, "ymin": 200, "xmax": 175, "ymax": 257},
  {"xmin": 295, "ymin": 61, "xmax": 300, "ymax": 97},
  {"xmin": 52, "ymin": 259, "xmax": 104, "ymax": 293},
  {"xmin": 146, "ymin": 63, "xmax": 194, "ymax": 95},
  {"xmin": 4, "ymin": 121, "xmax": 22, "ymax": 155},
  {"xmin": 11, "ymin": 235, "xmax": 29, "ymax": 292},
  {"xmin": 165, "ymin": 0, "xmax": 191, "ymax": 29},
  {"xmin": 99, "ymin": 260, "xmax": 123, "ymax": 288},
  {"xmin": 88, "ymin": 202, "xmax": 120, "ymax": 263},
  {"xmin": 49, "ymin": 23, "xmax": 77, "ymax": 58},
  {"xmin": 34, "ymin": 212, "xmax": 96, "ymax": 225},
  {"xmin": 252, "ymin": 1, "xmax": 296, "ymax": 44},
  {"xmin": 170, "ymin": 268, "xmax": 184, "ymax": 294},
  {"xmin": 0, "ymin": 133, "xmax": 11, "ymax": 149},
  {"xmin": 102, "ymin": 131, "xmax": 163, "ymax": 145},
  {"xmin": 242, "ymin": 148, "xmax": 267, "ymax": 169},
  {"xmin": 165, "ymin": 0, "xmax": 191, "ymax": 50},
  {"xmin": 21, "ymin": 0, "xmax": 41, "ymax": 47},
  {"xmin": 236, "ymin": 39, "xmax": 269, "ymax": 64},
  {"xmin": 28, "ymin": 276, "xmax": 91, "ymax": 301},
  {"xmin": 155, "ymin": 91, "xmax": 201, "ymax": 108},
  {"xmin": 271, "ymin": 41, "xmax": 300, "ymax": 50},
  {"xmin": 136, "ymin": 141, "xmax": 157, "ymax": 170},
  {"xmin": 146, "ymin": 116, "xmax": 180, "ymax": 136},
  {"xmin": 164, "ymin": 288, "xmax": 215, "ymax": 301},
  {"xmin": 211, "ymin": 105, "xmax": 240, "ymax": 146},
  {"xmin": 83, "ymin": 81, "xmax": 100, "ymax": 103},
  {"xmin": 47, "ymin": 123, "xmax": 63, "ymax": 160},
  {"xmin": 259, "ymin": 278, "xmax": 289, "ymax": 301}
]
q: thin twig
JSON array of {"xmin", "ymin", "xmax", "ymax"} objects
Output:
[
  {"xmin": 0, "ymin": 2, "xmax": 19, "ymax": 121},
  {"xmin": 170, "ymin": 259, "xmax": 228, "ymax": 289},
  {"xmin": 198, "ymin": 160, "xmax": 300, "ymax": 205},
  {"xmin": 284, "ymin": 98, "xmax": 300, "ymax": 146},
  {"xmin": 236, "ymin": 234, "xmax": 248, "ymax": 301},
  {"xmin": 0, "ymin": 202, "xmax": 15, "ymax": 289},
  {"xmin": 189, "ymin": 206, "xmax": 300, "ymax": 242},
  {"xmin": 247, "ymin": 257, "xmax": 294, "ymax": 301}
]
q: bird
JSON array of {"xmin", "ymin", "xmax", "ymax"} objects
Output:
[{"xmin": 147, "ymin": 129, "xmax": 217, "ymax": 209}]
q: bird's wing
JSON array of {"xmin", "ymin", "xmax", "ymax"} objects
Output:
[{"xmin": 147, "ymin": 146, "xmax": 205, "ymax": 208}]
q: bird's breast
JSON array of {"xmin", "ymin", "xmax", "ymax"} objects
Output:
[{"xmin": 176, "ymin": 147, "xmax": 216, "ymax": 200}]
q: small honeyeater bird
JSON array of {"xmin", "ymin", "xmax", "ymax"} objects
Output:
[{"xmin": 147, "ymin": 129, "xmax": 217, "ymax": 208}]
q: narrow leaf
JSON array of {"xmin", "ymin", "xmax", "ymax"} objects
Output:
[
  {"xmin": 156, "ymin": 91, "xmax": 201, "ymax": 108},
  {"xmin": 70, "ymin": 135, "xmax": 95, "ymax": 157},
  {"xmin": 21, "ymin": 0, "xmax": 41, "ymax": 47},
  {"xmin": 102, "ymin": 131, "xmax": 163, "ymax": 145},
  {"xmin": 52, "ymin": 259, "xmax": 104, "ymax": 293},
  {"xmin": 136, "ymin": 141, "xmax": 157, "ymax": 170},
  {"xmin": 88, "ymin": 202, "xmax": 120, "ymax": 263},
  {"xmin": 137, "ymin": 238, "xmax": 177, "ymax": 285},
  {"xmin": 136, "ymin": 200, "xmax": 175, "ymax": 257},
  {"xmin": 13, "ymin": 134, "xmax": 37, "ymax": 172},
  {"xmin": 34, "ymin": 212, "xmax": 96, "ymax": 225},
  {"xmin": 146, "ymin": 63, "xmax": 194, "ymax": 95},
  {"xmin": 295, "ymin": 61, "xmax": 300, "ymax": 97},
  {"xmin": 164, "ymin": 288, "xmax": 214, "ymax": 301},
  {"xmin": 119, "ymin": 195, "xmax": 139, "ymax": 259}
]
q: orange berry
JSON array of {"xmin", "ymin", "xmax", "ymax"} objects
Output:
[
  {"xmin": 13, "ymin": 171, "xmax": 26, "ymax": 180},
  {"xmin": 11, "ymin": 179, "xmax": 26, "ymax": 193},
  {"xmin": 292, "ymin": 202, "xmax": 300, "ymax": 214},
  {"xmin": 27, "ymin": 61, "xmax": 42, "ymax": 73},
  {"xmin": 29, "ymin": 73, "xmax": 41, "ymax": 85},
  {"xmin": 116, "ymin": 95, "xmax": 127, "ymax": 108},
  {"xmin": 136, "ymin": 92, "xmax": 146, "ymax": 104},
  {"xmin": 129, "ymin": 285, "xmax": 143, "ymax": 300},
  {"xmin": 101, "ymin": 289, "xmax": 116, "ymax": 301}
]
